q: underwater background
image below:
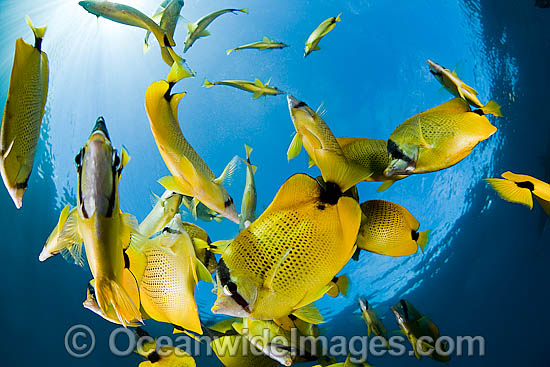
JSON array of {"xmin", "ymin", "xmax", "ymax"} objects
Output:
[{"xmin": 0, "ymin": 0, "xmax": 549, "ymax": 365}]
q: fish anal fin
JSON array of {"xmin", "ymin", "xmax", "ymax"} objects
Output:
[
  {"xmin": 377, "ymin": 181, "xmax": 394, "ymax": 192},
  {"xmin": 158, "ymin": 176, "xmax": 195, "ymax": 197},
  {"xmin": 253, "ymin": 91, "xmax": 263, "ymax": 99},
  {"xmin": 198, "ymin": 29, "xmax": 210, "ymax": 38}
]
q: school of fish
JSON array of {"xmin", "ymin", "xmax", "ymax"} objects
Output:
[{"xmin": 4, "ymin": 1, "xmax": 543, "ymax": 366}]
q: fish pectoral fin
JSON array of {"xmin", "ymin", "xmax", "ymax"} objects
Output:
[
  {"xmin": 377, "ymin": 181, "xmax": 395, "ymax": 192},
  {"xmin": 292, "ymin": 303, "xmax": 324, "ymax": 324},
  {"xmin": 213, "ymin": 155, "xmax": 239, "ymax": 186},
  {"xmin": 252, "ymin": 91, "xmax": 263, "ymax": 99},
  {"xmin": 461, "ymin": 83, "xmax": 479, "ymax": 96},
  {"xmin": 120, "ymin": 212, "xmax": 145, "ymax": 250},
  {"xmin": 263, "ymin": 36, "xmax": 270, "ymax": 42},
  {"xmin": 313, "ymin": 45, "xmax": 321, "ymax": 51},
  {"xmin": 58, "ymin": 212, "xmax": 85, "ymax": 267},
  {"xmin": 195, "ymin": 257, "xmax": 213, "ymax": 283},
  {"xmin": 484, "ymin": 178, "xmax": 534, "ymax": 210},
  {"xmin": 287, "ymin": 133, "xmax": 303, "ymax": 161},
  {"xmin": 197, "ymin": 29, "xmax": 211, "ymax": 38},
  {"xmin": 158, "ymin": 176, "xmax": 194, "ymax": 197}
]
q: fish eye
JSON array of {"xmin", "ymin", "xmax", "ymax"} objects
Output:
[{"xmin": 113, "ymin": 152, "xmax": 120, "ymax": 167}]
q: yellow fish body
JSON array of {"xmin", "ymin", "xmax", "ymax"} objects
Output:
[
  {"xmin": 78, "ymin": 1, "xmax": 177, "ymax": 66},
  {"xmin": 358, "ymin": 298, "xmax": 389, "ymax": 347},
  {"xmin": 226, "ymin": 36, "xmax": 289, "ymax": 55},
  {"xmin": 392, "ymin": 299, "xmax": 450, "ymax": 362},
  {"xmin": 304, "ymin": 13, "xmax": 341, "ymax": 57},
  {"xmin": 1, "ymin": 17, "xmax": 48, "ymax": 208},
  {"xmin": 211, "ymin": 334, "xmax": 280, "ymax": 367},
  {"xmin": 135, "ymin": 328, "xmax": 196, "ymax": 367},
  {"xmin": 184, "ymin": 8, "xmax": 247, "ymax": 52},
  {"xmin": 239, "ymin": 144, "xmax": 257, "ymax": 230},
  {"xmin": 138, "ymin": 190, "xmax": 183, "ymax": 238},
  {"xmin": 484, "ymin": 171, "xmax": 550, "ymax": 215},
  {"xmin": 212, "ymin": 173, "xmax": 360, "ymax": 321},
  {"xmin": 357, "ymin": 200, "xmax": 430, "ymax": 257},
  {"xmin": 203, "ymin": 78, "xmax": 284, "ymax": 99},
  {"xmin": 128, "ymin": 214, "xmax": 212, "ymax": 334},
  {"xmin": 385, "ymin": 98, "xmax": 497, "ymax": 176},
  {"xmin": 427, "ymin": 59, "xmax": 502, "ymax": 117},
  {"xmin": 287, "ymin": 96, "xmax": 371, "ymax": 192},
  {"xmin": 334, "ymin": 137, "xmax": 409, "ymax": 192},
  {"xmin": 144, "ymin": 68, "xmax": 239, "ymax": 223},
  {"xmin": 63, "ymin": 117, "xmax": 142, "ymax": 326}
]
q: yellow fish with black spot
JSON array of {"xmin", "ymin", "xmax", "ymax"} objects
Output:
[
  {"xmin": 138, "ymin": 190, "xmax": 183, "ymax": 238},
  {"xmin": 1, "ymin": 17, "xmax": 48, "ymax": 209},
  {"xmin": 287, "ymin": 96, "xmax": 371, "ymax": 192},
  {"xmin": 144, "ymin": 60, "xmax": 239, "ymax": 223},
  {"xmin": 385, "ymin": 98, "xmax": 497, "ymax": 176},
  {"xmin": 127, "ymin": 214, "xmax": 212, "ymax": 334},
  {"xmin": 304, "ymin": 13, "xmax": 341, "ymax": 57},
  {"xmin": 356, "ymin": 200, "xmax": 430, "ymax": 257},
  {"xmin": 427, "ymin": 59, "xmax": 502, "ymax": 117},
  {"xmin": 59, "ymin": 117, "xmax": 142, "ymax": 327},
  {"xmin": 309, "ymin": 137, "xmax": 409, "ymax": 192},
  {"xmin": 484, "ymin": 171, "xmax": 550, "ymax": 215},
  {"xmin": 211, "ymin": 173, "xmax": 361, "ymax": 321},
  {"xmin": 134, "ymin": 328, "xmax": 196, "ymax": 367},
  {"xmin": 392, "ymin": 299, "xmax": 450, "ymax": 362}
]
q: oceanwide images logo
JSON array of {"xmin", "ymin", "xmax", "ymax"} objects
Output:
[{"xmin": 65, "ymin": 324, "xmax": 486, "ymax": 362}]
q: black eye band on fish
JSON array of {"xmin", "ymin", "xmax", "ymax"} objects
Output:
[
  {"xmin": 147, "ymin": 351, "xmax": 161, "ymax": 363},
  {"xmin": 387, "ymin": 140, "xmax": 414, "ymax": 164},
  {"xmin": 294, "ymin": 101, "xmax": 308, "ymax": 108},
  {"xmin": 429, "ymin": 69, "xmax": 441, "ymax": 76},
  {"xmin": 217, "ymin": 260, "xmax": 250, "ymax": 312},
  {"xmin": 516, "ymin": 181, "xmax": 535, "ymax": 191}
]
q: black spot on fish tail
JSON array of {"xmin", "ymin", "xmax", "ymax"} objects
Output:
[
  {"xmin": 15, "ymin": 177, "xmax": 29, "ymax": 190},
  {"xmin": 34, "ymin": 36, "xmax": 42, "ymax": 51},
  {"xmin": 319, "ymin": 181, "xmax": 342, "ymax": 205},
  {"xmin": 516, "ymin": 181, "xmax": 535, "ymax": 191},
  {"xmin": 472, "ymin": 109, "xmax": 484, "ymax": 116},
  {"xmin": 351, "ymin": 247, "xmax": 361, "ymax": 261},
  {"xmin": 411, "ymin": 230, "xmax": 420, "ymax": 241},
  {"xmin": 400, "ymin": 299, "xmax": 409, "ymax": 320},
  {"xmin": 123, "ymin": 251, "xmax": 130, "ymax": 269},
  {"xmin": 294, "ymin": 101, "xmax": 308, "ymax": 108},
  {"xmin": 429, "ymin": 69, "xmax": 440, "ymax": 76},
  {"xmin": 387, "ymin": 140, "xmax": 414, "ymax": 164},
  {"xmin": 164, "ymin": 82, "xmax": 176, "ymax": 101},
  {"xmin": 148, "ymin": 351, "xmax": 161, "ymax": 363},
  {"xmin": 331, "ymin": 276, "xmax": 339, "ymax": 283}
]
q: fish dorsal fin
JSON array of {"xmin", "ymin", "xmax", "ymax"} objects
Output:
[
  {"xmin": 425, "ymin": 97, "xmax": 470, "ymax": 114},
  {"xmin": 213, "ymin": 155, "xmax": 239, "ymax": 185},
  {"xmin": 187, "ymin": 23, "xmax": 196, "ymax": 34},
  {"xmin": 198, "ymin": 29, "xmax": 211, "ymax": 38},
  {"xmin": 263, "ymin": 36, "xmax": 270, "ymax": 43},
  {"xmin": 254, "ymin": 78, "xmax": 264, "ymax": 87},
  {"xmin": 292, "ymin": 303, "xmax": 324, "ymax": 324},
  {"xmin": 265, "ymin": 174, "xmax": 320, "ymax": 212}
]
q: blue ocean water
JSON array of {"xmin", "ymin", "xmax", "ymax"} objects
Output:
[{"xmin": 0, "ymin": 0, "xmax": 549, "ymax": 365}]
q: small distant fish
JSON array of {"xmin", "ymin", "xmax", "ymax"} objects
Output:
[
  {"xmin": 128, "ymin": 214, "xmax": 212, "ymax": 334},
  {"xmin": 1, "ymin": 17, "xmax": 49, "ymax": 208},
  {"xmin": 385, "ymin": 98, "xmax": 497, "ymax": 177},
  {"xmin": 78, "ymin": 0, "xmax": 178, "ymax": 66},
  {"xmin": 226, "ymin": 36, "xmax": 289, "ymax": 55},
  {"xmin": 304, "ymin": 13, "xmax": 341, "ymax": 57},
  {"xmin": 427, "ymin": 59, "xmax": 502, "ymax": 117},
  {"xmin": 134, "ymin": 328, "xmax": 196, "ymax": 367},
  {"xmin": 356, "ymin": 200, "xmax": 430, "ymax": 256},
  {"xmin": 203, "ymin": 78, "xmax": 284, "ymax": 99},
  {"xmin": 211, "ymin": 173, "xmax": 360, "ymax": 321},
  {"xmin": 144, "ymin": 61, "xmax": 239, "ymax": 223},
  {"xmin": 392, "ymin": 299, "xmax": 450, "ymax": 362},
  {"xmin": 144, "ymin": 0, "xmax": 185, "ymax": 55},
  {"xmin": 138, "ymin": 190, "xmax": 183, "ymax": 238},
  {"xmin": 184, "ymin": 8, "xmax": 248, "ymax": 53},
  {"xmin": 239, "ymin": 144, "xmax": 257, "ymax": 230},
  {"xmin": 484, "ymin": 171, "xmax": 550, "ymax": 215},
  {"xmin": 287, "ymin": 95, "xmax": 371, "ymax": 192},
  {"xmin": 359, "ymin": 298, "xmax": 389, "ymax": 347}
]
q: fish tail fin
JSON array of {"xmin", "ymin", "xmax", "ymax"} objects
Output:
[
  {"xmin": 203, "ymin": 79, "xmax": 214, "ymax": 88},
  {"xmin": 143, "ymin": 31, "xmax": 152, "ymax": 53},
  {"xmin": 95, "ymin": 277, "xmax": 142, "ymax": 327},
  {"xmin": 244, "ymin": 144, "xmax": 253, "ymax": 161},
  {"xmin": 484, "ymin": 178, "xmax": 534, "ymax": 209},
  {"xmin": 226, "ymin": 48, "xmax": 234, "ymax": 55},
  {"xmin": 166, "ymin": 47, "xmax": 195, "ymax": 83},
  {"xmin": 417, "ymin": 230, "xmax": 431, "ymax": 253},
  {"xmin": 377, "ymin": 180, "xmax": 395, "ymax": 192},
  {"xmin": 238, "ymin": 8, "xmax": 248, "ymax": 14},
  {"xmin": 26, "ymin": 16, "xmax": 47, "ymax": 40},
  {"xmin": 316, "ymin": 150, "xmax": 371, "ymax": 192},
  {"xmin": 335, "ymin": 274, "xmax": 350, "ymax": 296},
  {"xmin": 481, "ymin": 100, "xmax": 503, "ymax": 117},
  {"xmin": 335, "ymin": 13, "xmax": 342, "ymax": 22}
]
